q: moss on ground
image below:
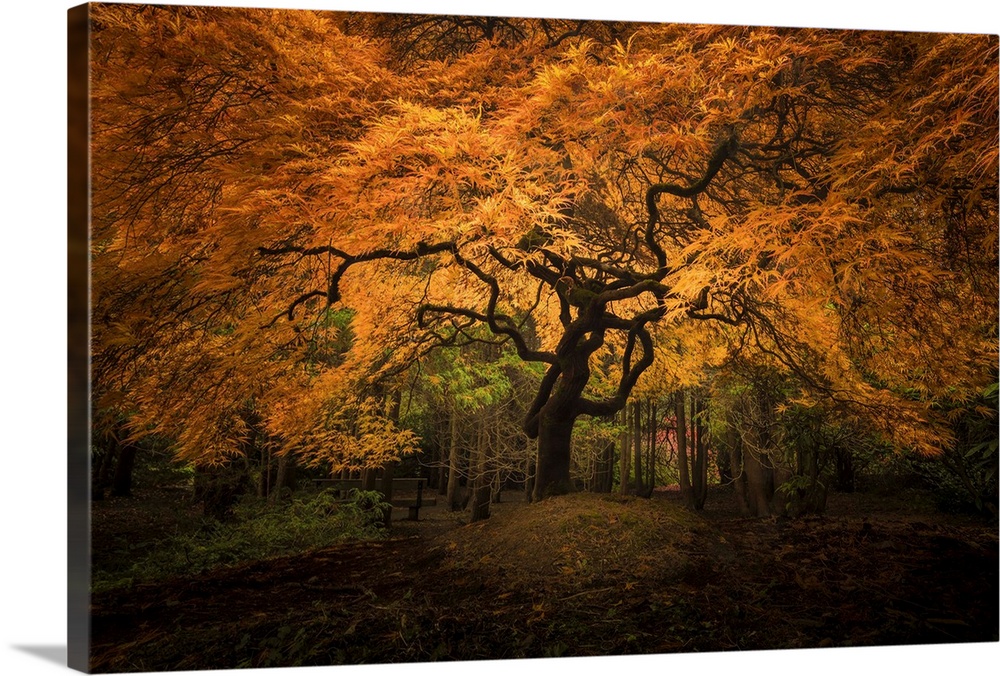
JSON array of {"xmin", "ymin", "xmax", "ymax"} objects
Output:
[{"xmin": 442, "ymin": 492, "xmax": 716, "ymax": 590}]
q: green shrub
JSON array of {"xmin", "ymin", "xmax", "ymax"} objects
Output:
[
  {"xmin": 93, "ymin": 489, "xmax": 391, "ymax": 592},
  {"xmin": 916, "ymin": 382, "xmax": 998, "ymax": 516}
]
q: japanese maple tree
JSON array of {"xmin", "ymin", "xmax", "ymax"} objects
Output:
[{"xmin": 89, "ymin": 6, "xmax": 998, "ymax": 499}]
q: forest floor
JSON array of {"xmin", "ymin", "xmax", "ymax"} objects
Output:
[{"xmin": 89, "ymin": 485, "xmax": 998, "ymax": 671}]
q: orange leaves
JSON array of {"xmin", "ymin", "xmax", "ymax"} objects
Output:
[
  {"xmin": 326, "ymin": 101, "xmax": 554, "ymax": 249},
  {"xmin": 88, "ymin": 7, "xmax": 998, "ymax": 469},
  {"xmin": 284, "ymin": 395, "xmax": 420, "ymax": 472}
]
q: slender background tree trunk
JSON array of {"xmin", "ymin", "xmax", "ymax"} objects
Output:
[
  {"xmin": 618, "ymin": 407, "xmax": 630, "ymax": 496},
  {"xmin": 632, "ymin": 400, "xmax": 643, "ymax": 495},
  {"xmin": 676, "ymin": 392, "xmax": 693, "ymax": 508},
  {"xmin": 469, "ymin": 424, "xmax": 491, "ymax": 522},
  {"xmin": 446, "ymin": 403, "xmax": 462, "ymax": 510},
  {"xmin": 110, "ymin": 443, "xmax": 137, "ymax": 498}
]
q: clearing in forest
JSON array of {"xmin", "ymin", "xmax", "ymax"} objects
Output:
[{"xmin": 89, "ymin": 490, "xmax": 998, "ymax": 671}]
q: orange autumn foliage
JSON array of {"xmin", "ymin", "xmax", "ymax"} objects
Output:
[{"xmin": 88, "ymin": 5, "xmax": 998, "ymax": 480}]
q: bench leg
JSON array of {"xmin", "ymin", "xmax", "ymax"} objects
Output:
[{"xmin": 408, "ymin": 506, "xmax": 419, "ymax": 521}]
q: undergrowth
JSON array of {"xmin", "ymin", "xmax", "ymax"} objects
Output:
[{"xmin": 93, "ymin": 489, "xmax": 390, "ymax": 593}]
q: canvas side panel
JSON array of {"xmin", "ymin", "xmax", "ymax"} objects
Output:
[{"xmin": 67, "ymin": 3, "xmax": 92, "ymax": 673}]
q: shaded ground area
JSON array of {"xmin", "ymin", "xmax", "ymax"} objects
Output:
[{"xmin": 90, "ymin": 487, "xmax": 998, "ymax": 671}]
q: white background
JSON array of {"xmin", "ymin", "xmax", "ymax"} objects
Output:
[{"xmin": 2, "ymin": 1, "xmax": 997, "ymax": 675}]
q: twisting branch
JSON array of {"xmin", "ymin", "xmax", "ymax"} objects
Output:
[
  {"xmin": 262, "ymin": 290, "xmax": 327, "ymax": 328},
  {"xmin": 687, "ymin": 308, "xmax": 744, "ymax": 325},
  {"xmin": 258, "ymin": 240, "xmax": 456, "ymax": 325},
  {"xmin": 576, "ymin": 321, "xmax": 656, "ymax": 418},
  {"xmin": 418, "ymin": 248, "xmax": 557, "ymax": 365},
  {"xmin": 644, "ymin": 132, "xmax": 738, "ymax": 269},
  {"xmin": 525, "ymin": 363, "xmax": 563, "ymax": 437}
]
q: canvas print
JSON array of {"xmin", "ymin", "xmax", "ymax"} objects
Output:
[{"xmin": 68, "ymin": 2, "xmax": 999, "ymax": 672}]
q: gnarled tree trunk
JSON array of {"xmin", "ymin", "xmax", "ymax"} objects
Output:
[{"xmin": 533, "ymin": 410, "xmax": 575, "ymax": 500}]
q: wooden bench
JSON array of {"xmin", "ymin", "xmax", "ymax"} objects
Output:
[
  {"xmin": 394, "ymin": 481, "xmax": 436, "ymax": 520},
  {"xmin": 312, "ymin": 477, "xmax": 436, "ymax": 520}
]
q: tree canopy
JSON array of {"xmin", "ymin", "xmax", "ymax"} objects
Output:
[{"xmin": 89, "ymin": 4, "xmax": 998, "ymax": 499}]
